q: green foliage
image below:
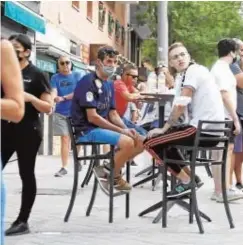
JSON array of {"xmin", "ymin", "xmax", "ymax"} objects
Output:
[
  {"xmin": 138, "ymin": 1, "xmax": 243, "ymax": 67},
  {"xmin": 141, "ymin": 39, "xmax": 157, "ymax": 66}
]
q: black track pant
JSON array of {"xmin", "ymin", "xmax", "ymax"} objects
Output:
[
  {"xmin": 144, "ymin": 125, "xmax": 219, "ymax": 175},
  {"xmin": 1, "ymin": 121, "xmax": 42, "ymax": 223}
]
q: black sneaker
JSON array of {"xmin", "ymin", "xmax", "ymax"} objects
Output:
[
  {"xmin": 54, "ymin": 168, "xmax": 67, "ymax": 177},
  {"xmin": 167, "ymin": 182, "xmax": 192, "ymax": 198},
  {"xmin": 5, "ymin": 221, "xmax": 30, "ymax": 236},
  {"xmin": 236, "ymin": 183, "xmax": 243, "ymax": 190}
]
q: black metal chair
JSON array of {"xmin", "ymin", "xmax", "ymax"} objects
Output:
[
  {"xmin": 162, "ymin": 120, "xmax": 234, "ymax": 234},
  {"xmin": 64, "ymin": 117, "xmax": 130, "ymax": 223}
]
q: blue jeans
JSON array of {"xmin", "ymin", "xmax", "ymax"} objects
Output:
[
  {"xmin": 122, "ymin": 117, "xmax": 147, "ymax": 136},
  {"xmin": 1, "ymin": 160, "xmax": 5, "ymax": 245}
]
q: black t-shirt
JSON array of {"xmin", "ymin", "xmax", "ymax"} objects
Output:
[
  {"xmin": 21, "ymin": 62, "xmax": 51, "ymax": 123},
  {"xmin": 2, "ymin": 62, "xmax": 51, "ymax": 127}
]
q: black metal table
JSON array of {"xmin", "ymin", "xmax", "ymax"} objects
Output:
[{"xmin": 133, "ymin": 93, "xmax": 174, "ymax": 189}]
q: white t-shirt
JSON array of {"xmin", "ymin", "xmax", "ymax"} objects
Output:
[
  {"xmin": 211, "ymin": 59, "xmax": 237, "ymax": 119},
  {"xmin": 182, "ymin": 64, "xmax": 225, "ymax": 130}
]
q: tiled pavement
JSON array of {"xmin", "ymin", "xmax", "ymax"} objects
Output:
[{"xmin": 3, "ymin": 153, "xmax": 243, "ymax": 245}]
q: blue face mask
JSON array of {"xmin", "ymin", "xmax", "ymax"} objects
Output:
[{"xmin": 102, "ymin": 64, "xmax": 115, "ymax": 77}]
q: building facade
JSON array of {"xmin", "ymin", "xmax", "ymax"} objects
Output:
[
  {"xmin": 1, "ymin": 1, "xmax": 46, "ymax": 62},
  {"xmin": 38, "ymin": 1, "xmax": 130, "ymax": 65}
]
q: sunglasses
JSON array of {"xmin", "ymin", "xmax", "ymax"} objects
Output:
[
  {"xmin": 170, "ymin": 52, "xmax": 188, "ymax": 61},
  {"xmin": 126, "ymin": 74, "xmax": 138, "ymax": 79},
  {"xmin": 100, "ymin": 48, "xmax": 119, "ymax": 57},
  {"xmin": 60, "ymin": 61, "xmax": 71, "ymax": 66}
]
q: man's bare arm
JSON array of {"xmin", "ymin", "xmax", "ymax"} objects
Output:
[
  {"xmin": 0, "ymin": 40, "xmax": 25, "ymax": 122},
  {"xmin": 162, "ymin": 87, "xmax": 193, "ymax": 132},
  {"xmin": 86, "ymin": 108, "xmax": 124, "ymax": 133},
  {"xmin": 235, "ymin": 73, "xmax": 243, "ymax": 89},
  {"xmin": 25, "ymin": 92, "xmax": 53, "ymax": 114},
  {"xmin": 220, "ymin": 90, "xmax": 239, "ymax": 122},
  {"xmin": 108, "ymin": 109, "xmax": 127, "ymax": 129},
  {"xmin": 120, "ymin": 90, "xmax": 143, "ymax": 102}
]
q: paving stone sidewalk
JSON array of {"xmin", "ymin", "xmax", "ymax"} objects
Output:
[{"xmin": 3, "ymin": 153, "xmax": 243, "ymax": 245}]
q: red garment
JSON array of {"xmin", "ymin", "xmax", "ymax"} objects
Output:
[{"xmin": 114, "ymin": 79, "xmax": 136, "ymax": 117}]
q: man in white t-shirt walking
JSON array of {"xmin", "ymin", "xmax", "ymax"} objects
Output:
[
  {"xmin": 144, "ymin": 42, "xmax": 225, "ymax": 198},
  {"xmin": 211, "ymin": 38, "xmax": 243, "ymax": 202}
]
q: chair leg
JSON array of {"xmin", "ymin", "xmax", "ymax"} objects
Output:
[
  {"xmin": 86, "ymin": 177, "xmax": 98, "ymax": 216},
  {"xmin": 205, "ymin": 164, "xmax": 213, "ymax": 178},
  {"xmin": 189, "ymin": 167, "xmax": 194, "ymax": 224},
  {"xmin": 189, "ymin": 193, "xmax": 194, "ymax": 224},
  {"xmin": 86, "ymin": 146, "xmax": 101, "ymax": 185},
  {"xmin": 125, "ymin": 161, "xmax": 130, "ymax": 218},
  {"xmin": 85, "ymin": 164, "xmax": 94, "ymax": 185},
  {"xmin": 64, "ymin": 160, "xmax": 79, "ymax": 222},
  {"xmin": 162, "ymin": 163, "xmax": 168, "ymax": 228},
  {"xmin": 84, "ymin": 145, "xmax": 87, "ymax": 165},
  {"xmin": 81, "ymin": 146, "xmax": 97, "ymax": 188},
  {"xmin": 152, "ymin": 159, "xmax": 156, "ymax": 187},
  {"xmin": 221, "ymin": 162, "xmax": 235, "ymax": 228},
  {"xmin": 109, "ymin": 150, "xmax": 115, "ymax": 223},
  {"xmin": 190, "ymin": 162, "xmax": 204, "ymax": 234},
  {"xmin": 81, "ymin": 159, "xmax": 94, "ymax": 188}
]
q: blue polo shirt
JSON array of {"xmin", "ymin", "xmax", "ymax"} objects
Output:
[
  {"xmin": 71, "ymin": 72, "xmax": 116, "ymax": 135},
  {"xmin": 51, "ymin": 71, "xmax": 84, "ymax": 116}
]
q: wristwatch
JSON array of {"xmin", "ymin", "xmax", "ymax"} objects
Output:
[{"xmin": 62, "ymin": 96, "xmax": 67, "ymax": 101}]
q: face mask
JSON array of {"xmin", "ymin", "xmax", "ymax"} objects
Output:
[
  {"xmin": 102, "ymin": 64, "xmax": 115, "ymax": 77},
  {"xmin": 15, "ymin": 50, "xmax": 23, "ymax": 61}
]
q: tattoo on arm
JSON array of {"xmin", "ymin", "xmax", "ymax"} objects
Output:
[
  {"xmin": 167, "ymin": 105, "xmax": 185, "ymax": 126},
  {"xmin": 167, "ymin": 113, "xmax": 178, "ymax": 126}
]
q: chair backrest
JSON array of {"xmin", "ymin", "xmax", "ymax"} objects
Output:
[
  {"xmin": 193, "ymin": 120, "xmax": 233, "ymax": 163},
  {"xmin": 195, "ymin": 120, "xmax": 233, "ymax": 142},
  {"xmin": 66, "ymin": 117, "xmax": 79, "ymax": 159}
]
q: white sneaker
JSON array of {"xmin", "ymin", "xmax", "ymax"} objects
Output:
[
  {"xmin": 210, "ymin": 192, "xmax": 218, "ymax": 201},
  {"xmin": 215, "ymin": 188, "xmax": 243, "ymax": 203}
]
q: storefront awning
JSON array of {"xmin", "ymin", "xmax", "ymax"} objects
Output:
[
  {"xmin": 72, "ymin": 60, "xmax": 87, "ymax": 71},
  {"xmin": 4, "ymin": 1, "xmax": 46, "ymax": 34},
  {"xmin": 36, "ymin": 43, "xmax": 88, "ymax": 73},
  {"xmin": 36, "ymin": 58, "xmax": 56, "ymax": 74}
]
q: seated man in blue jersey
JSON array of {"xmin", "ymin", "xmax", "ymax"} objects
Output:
[{"xmin": 71, "ymin": 46, "xmax": 144, "ymax": 192}]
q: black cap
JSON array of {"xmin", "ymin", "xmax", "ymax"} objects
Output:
[{"xmin": 8, "ymin": 34, "xmax": 32, "ymax": 50}]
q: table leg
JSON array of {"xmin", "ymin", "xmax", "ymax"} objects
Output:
[
  {"xmin": 133, "ymin": 172, "xmax": 160, "ymax": 187},
  {"xmin": 139, "ymin": 199, "xmax": 212, "ymax": 223},
  {"xmin": 134, "ymin": 166, "xmax": 153, "ymax": 177}
]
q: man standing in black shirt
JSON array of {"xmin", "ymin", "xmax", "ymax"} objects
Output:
[{"xmin": 1, "ymin": 34, "xmax": 53, "ymax": 236}]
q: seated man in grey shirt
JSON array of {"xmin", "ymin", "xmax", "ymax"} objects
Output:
[{"xmin": 230, "ymin": 38, "xmax": 243, "ymax": 190}]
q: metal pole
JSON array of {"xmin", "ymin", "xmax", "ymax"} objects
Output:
[{"xmin": 157, "ymin": 1, "xmax": 168, "ymax": 66}]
